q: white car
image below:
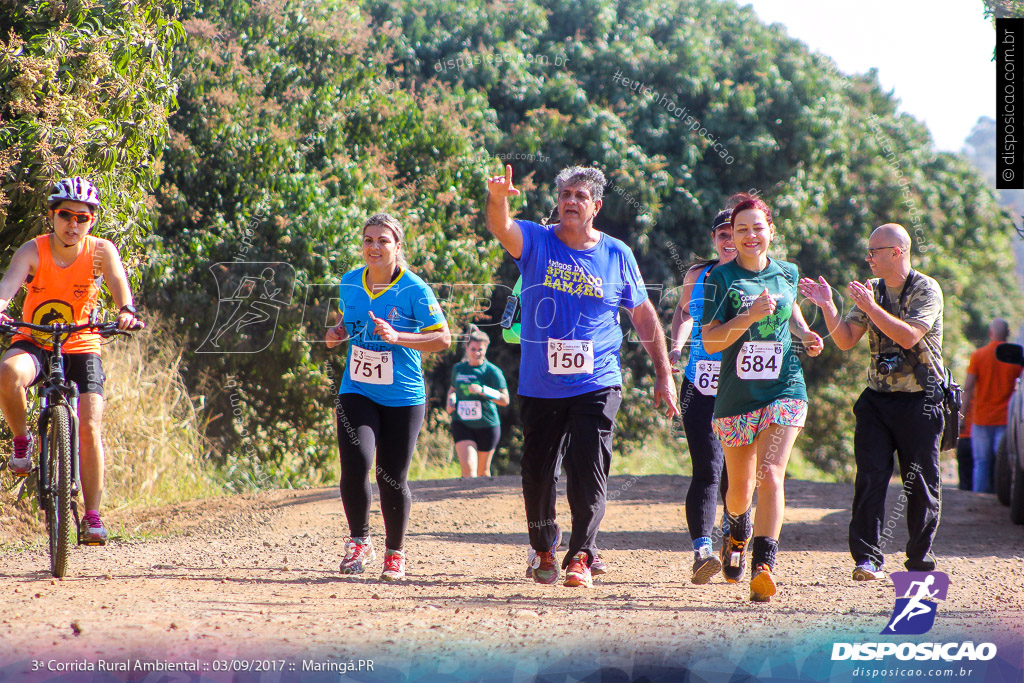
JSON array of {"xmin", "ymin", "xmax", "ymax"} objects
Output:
[{"xmin": 994, "ymin": 343, "xmax": 1024, "ymax": 524}]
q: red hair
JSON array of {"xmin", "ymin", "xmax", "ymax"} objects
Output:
[{"xmin": 728, "ymin": 193, "xmax": 773, "ymax": 226}]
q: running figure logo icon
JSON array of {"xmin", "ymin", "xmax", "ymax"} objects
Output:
[
  {"xmin": 883, "ymin": 571, "xmax": 949, "ymax": 635},
  {"xmin": 198, "ymin": 262, "xmax": 295, "ymax": 354}
]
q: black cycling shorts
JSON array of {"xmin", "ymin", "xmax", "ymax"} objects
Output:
[
  {"xmin": 9, "ymin": 341, "xmax": 106, "ymax": 397},
  {"xmin": 451, "ymin": 421, "xmax": 501, "ymax": 451}
]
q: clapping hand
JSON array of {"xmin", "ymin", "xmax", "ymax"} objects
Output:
[
  {"xmin": 847, "ymin": 280, "xmax": 878, "ymax": 313},
  {"xmin": 798, "ymin": 276, "xmax": 835, "ymax": 309}
]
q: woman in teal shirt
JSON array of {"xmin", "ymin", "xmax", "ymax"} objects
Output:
[
  {"xmin": 446, "ymin": 325, "xmax": 509, "ymax": 477},
  {"xmin": 701, "ymin": 194, "xmax": 823, "ymax": 602}
]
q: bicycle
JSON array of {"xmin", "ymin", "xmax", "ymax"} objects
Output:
[{"xmin": 0, "ymin": 318, "xmax": 140, "ymax": 577}]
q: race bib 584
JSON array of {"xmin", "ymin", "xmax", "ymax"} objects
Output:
[{"xmin": 737, "ymin": 342, "xmax": 782, "ymax": 380}]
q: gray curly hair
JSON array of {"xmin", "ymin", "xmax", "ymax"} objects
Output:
[{"xmin": 554, "ymin": 166, "xmax": 607, "ymax": 202}]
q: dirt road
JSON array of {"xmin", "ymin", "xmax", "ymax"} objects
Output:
[{"xmin": 1, "ymin": 475, "xmax": 1022, "ymax": 681}]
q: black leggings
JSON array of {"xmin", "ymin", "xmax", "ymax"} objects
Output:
[
  {"xmin": 679, "ymin": 374, "xmax": 728, "ymax": 541},
  {"xmin": 336, "ymin": 393, "xmax": 425, "ymax": 551}
]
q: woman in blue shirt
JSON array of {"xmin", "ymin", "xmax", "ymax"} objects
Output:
[
  {"xmin": 668, "ymin": 209, "xmax": 735, "ymax": 584},
  {"xmin": 326, "ymin": 213, "xmax": 451, "ymax": 581}
]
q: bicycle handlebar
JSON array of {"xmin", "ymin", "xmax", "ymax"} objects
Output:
[{"xmin": 0, "ymin": 319, "xmax": 144, "ymax": 340}]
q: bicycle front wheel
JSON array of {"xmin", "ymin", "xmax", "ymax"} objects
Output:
[{"xmin": 44, "ymin": 404, "xmax": 74, "ymax": 578}]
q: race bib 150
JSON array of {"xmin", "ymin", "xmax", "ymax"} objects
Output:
[{"xmin": 547, "ymin": 339, "xmax": 595, "ymax": 375}]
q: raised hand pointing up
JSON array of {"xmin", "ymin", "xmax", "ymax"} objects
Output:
[
  {"xmin": 484, "ymin": 163, "xmax": 525, "ymax": 259},
  {"xmin": 486, "ymin": 164, "xmax": 520, "ymax": 199}
]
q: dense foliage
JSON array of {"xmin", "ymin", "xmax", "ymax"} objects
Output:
[
  {"xmin": 0, "ymin": 0, "xmax": 182, "ymax": 267},
  {"xmin": 361, "ymin": 0, "xmax": 1024, "ymax": 474},
  {"xmin": 145, "ymin": 0, "xmax": 503, "ymax": 475},
  {"xmin": 2, "ymin": 0, "xmax": 1018, "ymax": 481}
]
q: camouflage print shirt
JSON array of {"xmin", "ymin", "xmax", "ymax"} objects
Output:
[{"xmin": 845, "ymin": 270, "xmax": 944, "ymax": 393}]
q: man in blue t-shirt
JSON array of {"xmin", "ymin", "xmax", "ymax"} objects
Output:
[{"xmin": 485, "ymin": 164, "xmax": 679, "ymax": 588}]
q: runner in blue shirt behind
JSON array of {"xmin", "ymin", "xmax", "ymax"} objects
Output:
[
  {"xmin": 326, "ymin": 212, "xmax": 451, "ymax": 582},
  {"xmin": 485, "ymin": 164, "xmax": 679, "ymax": 588},
  {"xmin": 668, "ymin": 209, "xmax": 735, "ymax": 584}
]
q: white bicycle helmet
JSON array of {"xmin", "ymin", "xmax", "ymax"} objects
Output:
[{"xmin": 48, "ymin": 176, "xmax": 100, "ymax": 208}]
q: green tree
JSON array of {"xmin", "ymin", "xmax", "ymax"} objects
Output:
[
  {"xmin": 146, "ymin": 0, "xmax": 504, "ymax": 479},
  {"xmin": 360, "ymin": 0, "xmax": 1023, "ymax": 475},
  {"xmin": 0, "ymin": 0, "xmax": 183, "ymax": 264},
  {"xmin": 984, "ymin": 0, "xmax": 1024, "ymax": 23}
]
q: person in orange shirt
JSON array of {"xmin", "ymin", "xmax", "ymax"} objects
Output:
[
  {"xmin": 0, "ymin": 177, "xmax": 140, "ymax": 544},
  {"xmin": 963, "ymin": 318, "xmax": 1021, "ymax": 493}
]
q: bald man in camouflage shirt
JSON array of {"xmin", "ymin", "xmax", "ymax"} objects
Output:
[{"xmin": 800, "ymin": 224, "xmax": 944, "ymax": 580}]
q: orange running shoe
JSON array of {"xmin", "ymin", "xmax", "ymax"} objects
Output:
[
  {"xmin": 563, "ymin": 551, "xmax": 593, "ymax": 588},
  {"xmin": 749, "ymin": 563, "xmax": 777, "ymax": 602}
]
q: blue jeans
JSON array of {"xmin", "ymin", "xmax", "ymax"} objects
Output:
[{"xmin": 971, "ymin": 425, "xmax": 1006, "ymax": 493}]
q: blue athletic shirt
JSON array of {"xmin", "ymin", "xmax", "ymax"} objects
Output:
[
  {"xmin": 513, "ymin": 220, "xmax": 648, "ymax": 398},
  {"xmin": 684, "ymin": 263, "xmax": 723, "ymax": 383},
  {"xmin": 337, "ymin": 266, "xmax": 447, "ymax": 406}
]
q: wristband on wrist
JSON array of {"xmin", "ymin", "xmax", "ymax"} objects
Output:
[{"xmin": 480, "ymin": 386, "xmax": 502, "ymax": 401}]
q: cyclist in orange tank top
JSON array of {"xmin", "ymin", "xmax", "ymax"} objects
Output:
[{"xmin": 0, "ymin": 177, "xmax": 141, "ymax": 545}]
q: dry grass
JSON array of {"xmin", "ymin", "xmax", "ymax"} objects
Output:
[
  {"xmin": 98, "ymin": 317, "xmax": 222, "ymax": 510},
  {"xmin": 409, "ymin": 408, "xmax": 461, "ymax": 480},
  {"xmin": 0, "ymin": 316, "xmax": 221, "ymax": 544}
]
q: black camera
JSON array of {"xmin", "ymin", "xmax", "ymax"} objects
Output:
[{"xmin": 875, "ymin": 351, "xmax": 903, "ymax": 376}]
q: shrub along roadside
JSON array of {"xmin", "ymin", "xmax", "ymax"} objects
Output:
[{"xmin": 0, "ymin": 315, "xmax": 220, "ymax": 544}]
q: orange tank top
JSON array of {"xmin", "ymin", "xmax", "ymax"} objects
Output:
[{"xmin": 14, "ymin": 235, "xmax": 102, "ymax": 354}]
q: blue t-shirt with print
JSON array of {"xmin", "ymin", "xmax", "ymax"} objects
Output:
[
  {"xmin": 513, "ymin": 220, "xmax": 648, "ymax": 398},
  {"xmin": 337, "ymin": 267, "xmax": 447, "ymax": 406}
]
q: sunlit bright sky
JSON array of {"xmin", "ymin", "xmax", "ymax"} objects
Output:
[{"xmin": 741, "ymin": 0, "xmax": 995, "ymax": 152}]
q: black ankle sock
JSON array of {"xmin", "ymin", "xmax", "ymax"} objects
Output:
[
  {"xmin": 751, "ymin": 536, "xmax": 778, "ymax": 571},
  {"xmin": 726, "ymin": 508, "xmax": 752, "ymax": 542}
]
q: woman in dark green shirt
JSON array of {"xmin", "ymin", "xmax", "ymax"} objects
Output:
[
  {"xmin": 702, "ymin": 194, "xmax": 823, "ymax": 602},
  {"xmin": 446, "ymin": 325, "xmax": 509, "ymax": 477}
]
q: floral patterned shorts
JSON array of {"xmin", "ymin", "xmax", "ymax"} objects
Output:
[{"xmin": 712, "ymin": 398, "xmax": 808, "ymax": 447}]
